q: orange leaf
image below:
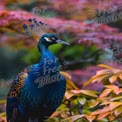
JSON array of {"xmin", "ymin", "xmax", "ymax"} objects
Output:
[
  {"xmin": 99, "ymin": 89, "xmax": 112, "ymax": 98},
  {"xmin": 61, "ymin": 71, "xmax": 79, "ymax": 90},
  {"xmin": 0, "ymin": 117, "xmax": 6, "ymax": 122},
  {"xmin": 108, "ymin": 114, "xmax": 115, "ymax": 121},
  {"xmin": 97, "ymin": 112, "xmax": 110, "ymax": 120},
  {"xmin": 98, "ymin": 64, "xmax": 114, "ymax": 69},
  {"xmin": 92, "ymin": 107, "xmax": 110, "ymax": 120},
  {"xmin": 60, "ymin": 71, "xmax": 71, "ymax": 79},
  {"xmin": 72, "ymin": 90, "xmax": 98, "ymax": 98},
  {"xmin": 70, "ymin": 90, "xmax": 81, "ymax": 94},
  {"xmin": 96, "ymin": 69, "xmax": 111, "ymax": 75},
  {"xmin": 90, "ymin": 109, "xmax": 101, "ymax": 115},
  {"xmin": 91, "ymin": 106, "xmax": 110, "ymax": 115},
  {"xmin": 109, "ymin": 75, "xmax": 118, "ymax": 83},
  {"xmin": 119, "ymin": 74, "xmax": 122, "ymax": 80},
  {"xmin": 85, "ymin": 115, "xmax": 96, "ymax": 122},
  {"xmin": 50, "ymin": 111, "xmax": 61, "ymax": 118},
  {"xmin": 109, "ymin": 102, "xmax": 122, "ymax": 110},
  {"xmin": 114, "ymin": 106, "xmax": 122, "ymax": 116},
  {"xmin": 60, "ymin": 113, "xmax": 69, "ymax": 118},
  {"xmin": 113, "ymin": 69, "xmax": 121, "ymax": 74},
  {"xmin": 100, "ymin": 106, "xmax": 110, "ymax": 113},
  {"xmin": 83, "ymin": 74, "xmax": 105, "ymax": 87},
  {"xmin": 66, "ymin": 79, "xmax": 79, "ymax": 90},
  {"xmin": 100, "ymin": 101, "xmax": 110, "ymax": 106},
  {"xmin": 105, "ymin": 85, "xmax": 120, "ymax": 95},
  {"xmin": 68, "ymin": 115, "xmax": 85, "ymax": 122},
  {"xmin": 104, "ymin": 85, "xmax": 119, "ymax": 90},
  {"xmin": 119, "ymin": 88, "xmax": 122, "ymax": 93},
  {"xmin": 65, "ymin": 91, "xmax": 75, "ymax": 99},
  {"xmin": 92, "ymin": 75, "xmax": 106, "ymax": 83}
]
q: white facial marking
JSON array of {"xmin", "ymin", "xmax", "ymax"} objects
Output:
[
  {"xmin": 52, "ymin": 38, "xmax": 55, "ymax": 40},
  {"xmin": 44, "ymin": 37, "xmax": 52, "ymax": 42}
]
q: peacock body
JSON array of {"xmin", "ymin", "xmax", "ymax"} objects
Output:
[{"xmin": 6, "ymin": 18, "xmax": 69, "ymax": 122}]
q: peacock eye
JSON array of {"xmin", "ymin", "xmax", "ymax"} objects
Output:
[
  {"xmin": 52, "ymin": 38, "xmax": 55, "ymax": 40},
  {"xmin": 44, "ymin": 37, "xmax": 52, "ymax": 42}
]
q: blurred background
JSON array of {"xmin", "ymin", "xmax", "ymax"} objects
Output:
[{"xmin": 0, "ymin": 0, "xmax": 122, "ymax": 101}]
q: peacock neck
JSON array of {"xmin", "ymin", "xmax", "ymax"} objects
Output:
[
  {"xmin": 27, "ymin": 44, "xmax": 62, "ymax": 88},
  {"xmin": 38, "ymin": 44, "xmax": 60, "ymax": 75},
  {"xmin": 40, "ymin": 44, "xmax": 49, "ymax": 60}
]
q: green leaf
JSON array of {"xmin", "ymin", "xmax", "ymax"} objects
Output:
[
  {"xmin": 77, "ymin": 97, "xmax": 86, "ymax": 105},
  {"xmin": 110, "ymin": 96, "xmax": 122, "ymax": 101},
  {"xmin": 88, "ymin": 99, "xmax": 99, "ymax": 108},
  {"xmin": 97, "ymin": 118, "xmax": 109, "ymax": 122},
  {"xmin": 0, "ymin": 112, "xmax": 6, "ymax": 117},
  {"xmin": 0, "ymin": 100, "xmax": 6, "ymax": 104},
  {"xmin": 114, "ymin": 106, "xmax": 122, "ymax": 116},
  {"xmin": 80, "ymin": 90, "xmax": 98, "ymax": 98},
  {"xmin": 62, "ymin": 115, "xmax": 85, "ymax": 122}
]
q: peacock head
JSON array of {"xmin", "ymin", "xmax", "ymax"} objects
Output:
[
  {"xmin": 39, "ymin": 33, "xmax": 69, "ymax": 47},
  {"xmin": 23, "ymin": 18, "xmax": 69, "ymax": 50}
]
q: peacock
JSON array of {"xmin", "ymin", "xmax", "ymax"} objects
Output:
[{"xmin": 6, "ymin": 18, "xmax": 69, "ymax": 122}]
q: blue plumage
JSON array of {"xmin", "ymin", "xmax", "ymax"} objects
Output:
[{"xmin": 6, "ymin": 32, "xmax": 69, "ymax": 122}]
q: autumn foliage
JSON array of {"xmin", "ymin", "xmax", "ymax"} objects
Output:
[
  {"xmin": 47, "ymin": 64, "xmax": 122, "ymax": 122},
  {"xmin": 0, "ymin": 0, "xmax": 122, "ymax": 122}
]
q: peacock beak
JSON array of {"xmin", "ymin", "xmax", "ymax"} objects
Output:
[{"xmin": 56, "ymin": 40, "xmax": 70, "ymax": 45}]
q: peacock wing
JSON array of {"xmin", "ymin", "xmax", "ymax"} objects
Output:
[{"xmin": 6, "ymin": 65, "xmax": 33, "ymax": 122}]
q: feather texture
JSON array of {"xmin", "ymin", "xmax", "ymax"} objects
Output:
[
  {"xmin": 6, "ymin": 19, "xmax": 67, "ymax": 122},
  {"xmin": 23, "ymin": 18, "xmax": 58, "ymax": 41}
]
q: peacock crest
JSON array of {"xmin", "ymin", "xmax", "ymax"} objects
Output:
[{"xmin": 23, "ymin": 18, "xmax": 58, "ymax": 41}]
